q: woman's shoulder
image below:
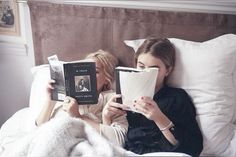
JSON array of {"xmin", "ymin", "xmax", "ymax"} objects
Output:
[
  {"xmin": 99, "ymin": 90, "xmax": 115, "ymax": 103},
  {"xmin": 165, "ymin": 86, "xmax": 196, "ymax": 114},
  {"xmin": 164, "ymin": 86, "xmax": 189, "ymax": 97},
  {"xmin": 163, "ymin": 86, "xmax": 194, "ymax": 107}
]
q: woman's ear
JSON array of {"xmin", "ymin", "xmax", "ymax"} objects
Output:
[
  {"xmin": 165, "ymin": 67, "xmax": 173, "ymax": 77},
  {"xmin": 103, "ymin": 80, "xmax": 110, "ymax": 91}
]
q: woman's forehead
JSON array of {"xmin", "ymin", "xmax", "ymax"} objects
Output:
[{"xmin": 138, "ymin": 53, "xmax": 162, "ymax": 66}]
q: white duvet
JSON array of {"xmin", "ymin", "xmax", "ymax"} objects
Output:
[{"xmin": 0, "ymin": 108, "xmax": 190, "ymax": 157}]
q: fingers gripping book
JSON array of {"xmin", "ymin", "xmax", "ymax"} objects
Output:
[
  {"xmin": 48, "ymin": 55, "xmax": 98, "ymax": 104},
  {"xmin": 115, "ymin": 66, "xmax": 158, "ymax": 112}
]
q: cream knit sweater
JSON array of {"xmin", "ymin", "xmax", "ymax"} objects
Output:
[{"xmin": 51, "ymin": 90, "xmax": 128, "ymax": 146}]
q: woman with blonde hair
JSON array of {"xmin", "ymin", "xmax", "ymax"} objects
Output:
[{"xmin": 36, "ymin": 50, "xmax": 128, "ymax": 146}]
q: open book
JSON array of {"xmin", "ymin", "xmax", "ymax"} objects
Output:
[
  {"xmin": 48, "ymin": 55, "xmax": 98, "ymax": 104},
  {"xmin": 115, "ymin": 66, "xmax": 158, "ymax": 112}
]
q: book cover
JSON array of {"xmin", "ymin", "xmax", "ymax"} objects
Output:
[
  {"xmin": 64, "ymin": 62, "xmax": 98, "ymax": 104},
  {"xmin": 115, "ymin": 66, "xmax": 158, "ymax": 111},
  {"xmin": 48, "ymin": 55, "xmax": 98, "ymax": 104}
]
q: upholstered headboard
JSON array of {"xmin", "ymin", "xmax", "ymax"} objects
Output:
[{"xmin": 28, "ymin": 1, "xmax": 236, "ymax": 66}]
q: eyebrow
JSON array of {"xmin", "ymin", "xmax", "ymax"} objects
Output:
[
  {"xmin": 149, "ymin": 65, "xmax": 159, "ymax": 68},
  {"xmin": 137, "ymin": 61, "xmax": 144, "ymax": 65}
]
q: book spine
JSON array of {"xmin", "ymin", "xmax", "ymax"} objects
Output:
[
  {"xmin": 115, "ymin": 69, "xmax": 122, "ymax": 104},
  {"xmin": 63, "ymin": 64, "xmax": 70, "ymax": 97}
]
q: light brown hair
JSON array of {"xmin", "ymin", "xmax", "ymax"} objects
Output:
[{"xmin": 135, "ymin": 38, "xmax": 175, "ymax": 70}]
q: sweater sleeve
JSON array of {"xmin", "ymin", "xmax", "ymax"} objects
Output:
[
  {"xmin": 162, "ymin": 91, "xmax": 203, "ymax": 157},
  {"xmin": 100, "ymin": 114, "xmax": 128, "ymax": 146},
  {"xmin": 99, "ymin": 91, "xmax": 128, "ymax": 147}
]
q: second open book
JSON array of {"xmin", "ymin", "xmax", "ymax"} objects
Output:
[
  {"xmin": 48, "ymin": 55, "xmax": 98, "ymax": 104},
  {"xmin": 115, "ymin": 66, "xmax": 159, "ymax": 112}
]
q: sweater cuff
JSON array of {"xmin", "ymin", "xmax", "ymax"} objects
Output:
[{"xmin": 160, "ymin": 129, "xmax": 180, "ymax": 152}]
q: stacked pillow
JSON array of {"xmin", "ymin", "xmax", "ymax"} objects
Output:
[{"xmin": 124, "ymin": 34, "xmax": 236, "ymax": 156}]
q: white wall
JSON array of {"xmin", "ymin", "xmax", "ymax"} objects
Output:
[{"xmin": 0, "ymin": 2, "xmax": 35, "ymax": 126}]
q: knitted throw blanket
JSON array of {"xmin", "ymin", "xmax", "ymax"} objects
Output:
[{"xmin": 0, "ymin": 114, "xmax": 126, "ymax": 157}]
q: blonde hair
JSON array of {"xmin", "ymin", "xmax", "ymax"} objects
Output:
[{"xmin": 86, "ymin": 49, "xmax": 118, "ymax": 91}]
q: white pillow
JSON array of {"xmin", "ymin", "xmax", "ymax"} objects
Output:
[
  {"xmin": 124, "ymin": 34, "xmax": 236, "ymax": 156},
  {"xmin": 234, "ymin": 70, "xmax": 236, "ymax": 124},
  {"xmin": 29, "ymin": 64, "xmax": 51, "ymax": 120},
  {"xmin": 124, "ymin": 39, "xmax": 145, "ymax": 52}
]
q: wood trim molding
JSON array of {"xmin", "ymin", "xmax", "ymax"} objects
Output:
[
  {"xmin": 0, "ymin": 42, "xmax": 27, "ymax": 56},
  {"xmin": 44, "ymin": 1, "xmax": 236, "ymax": 15},
  {"xmin": 17, "ymin": 1, "xmax": 236, "ymax": 15}
]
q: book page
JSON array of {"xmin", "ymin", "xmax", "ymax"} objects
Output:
[
  {"xmin": 119, "ymin": 68, "xmax": 158, "ymax": 112},
  {"xmin": 48, "ymin": 55, "xmax": 66, "ymax": 101}
]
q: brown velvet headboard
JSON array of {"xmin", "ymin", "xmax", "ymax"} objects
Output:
[{"xmin": 28, "ymin": 1, "xmax": 236, "ymax": 66}]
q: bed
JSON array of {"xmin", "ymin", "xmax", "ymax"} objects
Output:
[{"xmin": 0, "ymin": 1, "xmax": 236, "ymax": 156}]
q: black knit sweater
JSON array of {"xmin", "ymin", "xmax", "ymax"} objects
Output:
[{"xmin": 124, "ymin": 85, "xmax": 203, "ymax": 157}]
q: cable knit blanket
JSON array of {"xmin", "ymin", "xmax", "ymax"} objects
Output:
[
  {"xmin": 0, "ymin": 108, "xmax": 190, "ymax": 157},
  {"xmin": 0, "ymin": 109, "xmax": 127, "ymax": 157}
]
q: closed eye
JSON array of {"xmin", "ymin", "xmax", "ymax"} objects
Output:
[
  {"xmin": 137, "ymin": 62, "xmax": 145, "ymax": 69},
  {"xmin": 137, "ymin": 65, "xmax": 145, "ymax": 70}
]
